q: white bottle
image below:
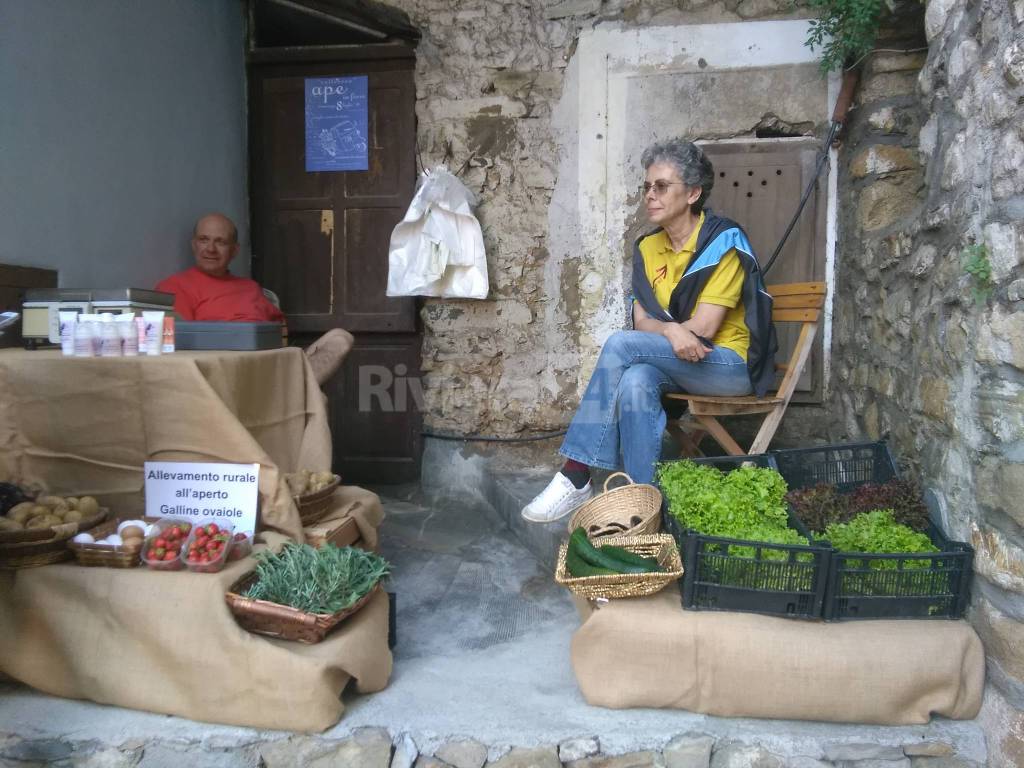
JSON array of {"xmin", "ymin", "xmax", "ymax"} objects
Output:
[
  {"xmin": 118, "ymin": 314, "xmax": 138, "ymax": 356},
  {"xmin": 73, "ymin": 319, "xmax": 94, "ymax": 357},
  {"xmin": 99, "ymin": 314, "xmax": 121, "ymax": 357},
  {"xmin": 58, "ymin": 311, "xmax": 77, "ymax": 356}
]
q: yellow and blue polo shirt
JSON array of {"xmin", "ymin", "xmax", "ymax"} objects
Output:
[{"xmin": 638, "ymin": 212, "xmax": 751, "ymax": 361}]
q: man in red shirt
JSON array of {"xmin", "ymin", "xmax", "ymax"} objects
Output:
[{"xmin": 157, "ymin": 213, "xmax": 351, "ymax": 384}]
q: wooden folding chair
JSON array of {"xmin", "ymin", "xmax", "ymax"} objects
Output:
[{"xmin": 665, "ymin": 281, "xmax": 825, "ymax": 456}]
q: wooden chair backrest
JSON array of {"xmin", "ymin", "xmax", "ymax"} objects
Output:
[{"xmin": 766, "ymin": 281, "xmax": 825, "ymax": 323}]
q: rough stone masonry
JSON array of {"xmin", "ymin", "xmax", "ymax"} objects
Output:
[
  {"xmin": 822, "ymin": 2, "xmax": 1024, "ymax": 765},
  {"xmin": 385, "ymin": 0, "xmax": 1024, "ymax": 763},
  {"xmin": 386, "ymin": 0, "xmax": 816, "ymax": 438}
]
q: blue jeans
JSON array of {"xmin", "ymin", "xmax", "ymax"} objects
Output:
[{"xmin": 559, "ymin": 330, "xmax": 752, "ymax": 484}]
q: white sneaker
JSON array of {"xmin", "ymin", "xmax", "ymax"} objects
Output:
[{"xmin": 521, "ymin": 472, "xmax": 593, "ymax": 523}]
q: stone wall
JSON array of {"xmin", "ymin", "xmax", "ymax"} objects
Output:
[
  {"xmin": 0, "ymin": 727, "xmax": 986, "ymax": 767},
  {"xmin": 386, "ymin": 0, "xmax": 815, "ymax": 437},
  {"xmin": 827, "ymin": 1, "xmax": 1024, "ymax": 765},
  {"xmin": 386, "ymin": 0, "xmax": 1024, "ymax": 757}
]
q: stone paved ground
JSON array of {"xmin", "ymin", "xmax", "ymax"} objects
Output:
[{"xmin": 0, "ymin": 487, "xmax": 989, "ymax": 767}]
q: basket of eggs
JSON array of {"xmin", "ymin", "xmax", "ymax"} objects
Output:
[
  {"xmin": 0, "ymin": 485, "xmax": 108, "ymax": 569},
  {"xmin": 69, "ymin": 518, "xmax": 149, "ymax": 568}
]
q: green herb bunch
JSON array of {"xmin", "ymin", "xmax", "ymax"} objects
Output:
[
  {"xmin": 962, "ymin": 243, "xmax": 993, "ymax": 305},
  {"xmin": 657, "ymin": 461, "xmax": 808, "ymax": 555},
  {"xmin": 824, "ymin": 509, "xmax": 938, "ymax": 567},
  {"xmin": 805, "ymin": 0, "xmax": 885, "ymax": 72},
  {"xmin": 245, "ymin": 543, "xmax": 390, "ymax": 614}
]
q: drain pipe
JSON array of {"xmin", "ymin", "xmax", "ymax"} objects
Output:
[{"xmin": 761, "ymin": 67, "xmax": 861, "ymax": 277}]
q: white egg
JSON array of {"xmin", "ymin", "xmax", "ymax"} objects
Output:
[
  {"xmin": 117, "ymin": 519, "xmax": 146, "ymax": 535},
  {"xmin": 103, "ymin": 534, "xmax": 123, "ymax": 546},
  {"xmin": 72, "ymin": 532, "xmax": 95, "ymax": 544}
]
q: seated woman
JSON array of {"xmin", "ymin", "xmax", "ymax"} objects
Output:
[{"xmin": 522, "ymin": 138, "xmax": 777, "ymax": 523}]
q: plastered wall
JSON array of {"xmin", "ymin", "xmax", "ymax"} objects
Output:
[{"xmin": 0, "ymin": 0, "xmax": 248, "ymax": 289}]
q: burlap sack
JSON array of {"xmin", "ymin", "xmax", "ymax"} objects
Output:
[
  {"xmin": 0, "ymin": 348, "xmax": 332, "ymax": 541},
  {"xmin": 571, "ymin": 586, "xmax": 984, "ymax": 724},
  {"xmin": 0, "ymin": 525, "xmax": 391, "ymax": 731}
]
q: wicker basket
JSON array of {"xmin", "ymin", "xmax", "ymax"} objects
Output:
[
  {"xmin": 68, "ymin": 519, "xmax": 144, "ymax": 568},
  {"xmin": 554, "ymin": 532, "xmax": 683, "ymax": 600},
  {"xmin": 0, "ymin": 507, "xmax": 108, "ymax": 545},
  {"xmin": 568, "ymin": 472, "xmax": 662, "ymax": 538},
  {"xmin": 225, "ymin": 571, "xmax": 379, "ymax": 644},
  {"xmin": 295, "ymin": 475, "xmax": 341, "ymax": 526},
  {"xmin": 0, "ymin": 510, "xmax": 108, "ymax": 569}
]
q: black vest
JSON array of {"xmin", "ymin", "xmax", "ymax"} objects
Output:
[{"xmin": 631, "ymin": 211, "xmax": 778, "ymax": 397}]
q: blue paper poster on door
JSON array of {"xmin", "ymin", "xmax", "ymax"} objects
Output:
[{"xmin": 304, "ymin": 76, "xmax": 369, "ymax": 172}]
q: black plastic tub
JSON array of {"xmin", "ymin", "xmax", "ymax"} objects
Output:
[
  {"xmin": 771, "ymin": 441, "xmax": 898, "ymax": 493},
  {"xmin": 770, "ymin": 441, "xmax": 974, "ymax": 620},
  {"xmin": 659, "ymin": 454, "xmax": 830, "ymax": 620}
]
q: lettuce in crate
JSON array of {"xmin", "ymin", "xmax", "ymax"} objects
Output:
[{"xmin": 657, "ymin": 460, "xmax": 809, "ymax": 558}]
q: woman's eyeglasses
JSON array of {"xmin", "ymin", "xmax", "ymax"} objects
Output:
[{"xmin": 641, "ymin": 180, "xmax": 685, "ymax": 197}]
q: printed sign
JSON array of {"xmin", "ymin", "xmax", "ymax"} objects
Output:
[
  {"xmin": 144, "ymin": 461, "xmax": 259, "ymax": 535},
  {"xmin": 304, "ymin": 75, "xmax": 369, "ymax": 172}
]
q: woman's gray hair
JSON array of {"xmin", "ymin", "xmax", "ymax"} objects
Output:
[{"xmin": 640, "ymin": 138, "xmax": 714, "ymax": 214}]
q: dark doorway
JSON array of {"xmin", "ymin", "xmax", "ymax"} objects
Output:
[{"xmin": 247, "ymin": 1, "xmax": 423, "ymax": 483}]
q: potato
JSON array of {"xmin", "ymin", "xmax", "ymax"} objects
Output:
[
  {"xmin": 7, "ymin": 502, "xmax": 34, "ymax": 523},
  {"xmin": 0, "ymin": 518, "xmax": 24, "ymax": 531},
  {"xmin": 63, "ymin": 509, "xmax": 83, "ymax": 523},
  {"xmin": 37, "ymin": 495, "xmax": 66, "ymax": 508},
  {"xmin": 64, "ymin": 497, "xmax": 79, "ymax": 509},
  {"xmin": 26, "ymin": 514, "xmax": 62, "ymax": 529},
  {"xmin": 29, "ymin": 505, "xmax": 50, "ymax": 518},
  {"xmin": 119, "ymin": 524, "xmax": 144, "ymax": 539},
  {"xmin": 77, "ymin": 496, "xmax": 100, "ymax": 516}
]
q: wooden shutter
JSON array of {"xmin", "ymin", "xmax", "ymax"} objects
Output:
[{"xmin": 700, "ymin": 139, "xmax": 828, "ymax": 402}]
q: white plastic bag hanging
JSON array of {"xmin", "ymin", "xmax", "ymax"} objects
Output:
[{"xmin": 386, "ymin": 166, "xmax": 489, "ymax": 299}]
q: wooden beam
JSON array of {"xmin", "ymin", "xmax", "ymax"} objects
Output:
[
  {"xmin": 749, "ymin": 321, "xmax": 818, "ymax": 454},
  {"xmin": 694, "ymin": 415, "xmax": 747, "ymax": 456},
  {"xmin": 771, "ymin": 293, "xmax": 826, "ymax": 309},
  {"xmin": 766, "ymin": 281, "xmax": 825, "ymax": 297},
  {"xmin": 772, "ymin": 308, "xmax": 821, "ymax": 322}
]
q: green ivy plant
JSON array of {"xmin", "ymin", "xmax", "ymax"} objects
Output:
[
  {"xmin": 961, "ymin": 243, "xmax": 993, "ymax": 305},
  {"xmin": 805, "ymin": 0, "xmax": 887, "ymax": 72}
]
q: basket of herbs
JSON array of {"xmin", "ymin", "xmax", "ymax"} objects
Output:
[{"xmin": 225, "ymin": 543, "xmax": 390, "ymax": 644}]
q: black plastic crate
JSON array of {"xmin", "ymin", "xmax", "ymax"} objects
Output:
[
  {"xmin": 658, "ymin": 454, "xmax": 831, "ymax": 620},
  {"xmin": 771, "ymin": 441, "xmax": 897, "ymax": 493},
  {"xmin": 770, "ymin": 441, "xmax": 974, "ymax": 620},
  {"xmin": 824, "ymin": 521, "xmax": 973, "ymax": 620}
]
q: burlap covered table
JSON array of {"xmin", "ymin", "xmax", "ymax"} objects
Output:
[
  {"xmin": 0, "ymin": 347, "xmax": 331, "ymax": 541},
  {"xmin": 0, "ymin": 486, "xmax": 391, "ymax": 731},
  {"xmin": 571, "ymin": 587, "xmax": 984, "ymax": 725}
]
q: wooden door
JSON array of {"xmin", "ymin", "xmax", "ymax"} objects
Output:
[
  {"xmin": 249, "ymin": 45, "xmax": 422, "ymax": 483},
  {"xmin": 701, "ymin": 140, "xmax": 828, "ymax": 402}
]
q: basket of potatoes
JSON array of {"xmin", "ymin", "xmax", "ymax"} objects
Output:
[
  {"xmin": 0, "ymin": 494, "xmax": 107, "ymax": 569},
  {"xmin": 285, "ymin": 470, "xmax": 340, "ymax": 525}
]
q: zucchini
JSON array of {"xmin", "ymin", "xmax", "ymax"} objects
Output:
[
  {"xmin": 566, "ymin": 546, "xmax": 617, "ymax": 577},
  {"xmin": 569, "ymin": 527, "xmax": 649, "ymax": 574},
  {"xmin": 598, "ymin": 544, "xmax": 661, "ymax": 572}
]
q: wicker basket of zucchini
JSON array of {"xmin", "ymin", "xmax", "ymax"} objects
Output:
[{"xmin": 555, "ymin": 528, "xmax": 683, "ymax": 600}]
